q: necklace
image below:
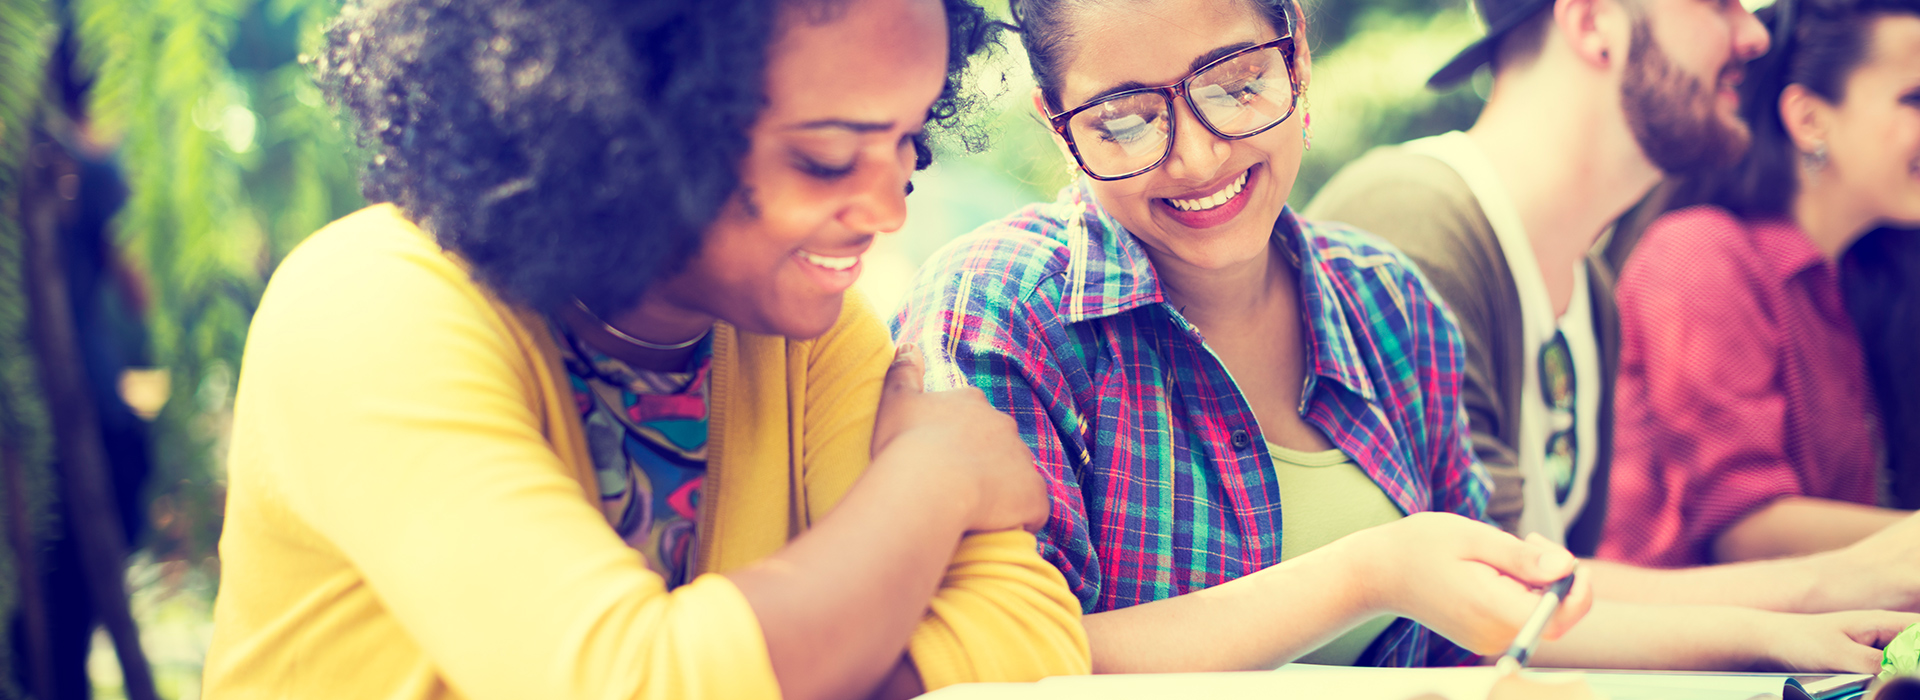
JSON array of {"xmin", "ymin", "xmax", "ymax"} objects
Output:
[{"xmin": 571, "ymin": 298, "xmax": 710, "ymax": 351}]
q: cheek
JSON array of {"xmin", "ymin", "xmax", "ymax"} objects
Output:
[
  {"xmin": 1084, "ymin": 178, "xmax": 1160, "ymax": 229},
  {"xmin": 1898, "ymin": 112, "xmax": 1920, "ymax": 163}
]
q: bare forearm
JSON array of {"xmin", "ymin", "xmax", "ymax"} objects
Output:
[
  {"xmin": 1582, "ymin": 558, "xmax": 1819, "ymax": 612},
  {"xmin": 727, "ymin": 460, "xmax": 968, "ymax": 700},
  {"xmin": 1587, "ymin": 497, "xmax": 1905, "ymax": 612},
  {"xmin": 1082, "ymin": 546, "xmax": 1373, "ymax": 673},
  {"xmin": 1712, "ymin": 497, "xmax": 1905, "ymax": 563},
  {"xmin": 1530, "ymin": 601, "xmax": 1762, "ymax": 670}
]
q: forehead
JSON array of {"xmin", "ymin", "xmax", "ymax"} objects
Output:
[
  {"xmin": 762, "ymin": 0, "xmax": 950, "ymax": 122},
  {"xmin": 1055, "ymin": 0, "xmax": 1277, "ymax": 107},
  {"xmin": 1862, "ymin": 14, "xmax": 1920, "ymax": 77}
]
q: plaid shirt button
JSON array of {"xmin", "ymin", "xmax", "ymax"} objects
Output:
[{"xmin": 1230, "ymin": 430, "xmax": 1251, "ymax": 450}]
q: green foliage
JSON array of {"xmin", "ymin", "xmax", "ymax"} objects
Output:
[
  {"xmin": 0, "ymin": 0, "xmax": 56, "ymax": 697},
  {"xmin": 71, "ymin": 0, "xmax": 360, "ymax": 571},
  {"xmin": 1294, "ymin": 6, "xmax": 1487, "ymax": 204}
]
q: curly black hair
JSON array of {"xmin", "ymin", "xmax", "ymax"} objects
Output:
[{"xmin": 316, "ymin": 0, "xmax": 1001, "ymax": 314}]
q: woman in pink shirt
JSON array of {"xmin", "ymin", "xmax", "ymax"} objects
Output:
[{"xmin": 1605, "ymin": 0, "xmax": 1920, "ymax": 568}]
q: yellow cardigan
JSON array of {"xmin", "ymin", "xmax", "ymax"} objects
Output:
[{"xmin": 202, "ymin": 205, "xmax": 1088, "ymax": 699}]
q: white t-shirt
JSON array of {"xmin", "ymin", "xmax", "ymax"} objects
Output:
[{"xmin": 1404, "ymin": 131, "xmax": 1602, "ymax": 546}]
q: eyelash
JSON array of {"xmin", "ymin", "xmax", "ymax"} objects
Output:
[{"xmin": 795, "ymin": 156, "xmax": 856, "ymax": 181}]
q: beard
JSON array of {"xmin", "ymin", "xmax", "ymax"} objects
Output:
[{"xmin": 1620, "ymin": 17, "xmax": 1752, "ymax": 174}]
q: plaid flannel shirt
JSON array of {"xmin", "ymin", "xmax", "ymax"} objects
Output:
[{"xmin": 890, "ymin": 182, "xmax": 1489, "ymax": 667}]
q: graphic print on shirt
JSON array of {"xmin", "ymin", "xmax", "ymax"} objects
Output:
[{"xmin": 558, "ymin": 330, "xmax": 711, "ymax": 588}]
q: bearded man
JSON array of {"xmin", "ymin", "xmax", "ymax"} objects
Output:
[{"xmin": 1307, "ymin": 0, "xmax": 1920, "ymax": 671}]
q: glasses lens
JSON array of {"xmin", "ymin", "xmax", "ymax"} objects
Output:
[
  {"xmin": 1067, "ymin": 92, "xmax": 1172, "ymax": 178},
  {"xmin": 1538, "ymin": 331, "xmax": 1575, "ymax": 409},
  {"xmin": 1190, "ymin": 45, "xmax": 1295, "ymax": 137},
  {"xmin": 1545, "ymin": 429, "xmax": 1578, "ymax": 504},
  {"xmin": 1538, "ymin": 330, "xmax": 1578, "ymax": 504}
]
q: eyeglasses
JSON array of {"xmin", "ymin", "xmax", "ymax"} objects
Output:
[
  {"xmin": 1539, "ymin": 330, "xmax": 1578, "ymax": 505},
  {"xmin": 1043, "ymin": 34, "xmax": 1301, "ymax": 181}
]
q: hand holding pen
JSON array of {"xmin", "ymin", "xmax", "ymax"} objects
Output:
[
  {"xmin": 1497, "ymin": 570, "xmax": 1581, "ymax": 673},
  {"xmin": 1340, "ymin": 515, "xmax": 1593, "ymax": 658}
]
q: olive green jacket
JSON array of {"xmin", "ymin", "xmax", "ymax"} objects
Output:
[{"xmin": 1304, "ymin": 145, "xmax": 1619, "ymax": 557}]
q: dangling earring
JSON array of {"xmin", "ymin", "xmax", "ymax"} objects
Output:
[
  {"xmin": 1802, "ymin": 141, "xmax": 1830, "ymax": 178},
  {"xmin": 1302, "ymin": 110, "xmax": 1314, "ymax": 151}
]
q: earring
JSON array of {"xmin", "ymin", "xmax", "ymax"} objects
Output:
[
  {"xmin": 1802, "ymin": 141, "xmax": 1830, "ymax": 175},
  {"xmin": 1302, "ymin": 110, "xmax": 1313, "ymax": 151}
]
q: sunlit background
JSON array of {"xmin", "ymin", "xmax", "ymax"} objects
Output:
[{"xmin": 0, "ymin": 0, "xmax": 1501, "ymax": 696}]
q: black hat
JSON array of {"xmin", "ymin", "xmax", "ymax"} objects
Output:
[{"xmin": 1427, "ymin": 0, "xmax": 1557, "ymax": 89}]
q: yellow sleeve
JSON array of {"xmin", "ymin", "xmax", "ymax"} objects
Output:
[
  {"xmin": 239, "ymin": 215, "xmax": 778, "ymax": 700},
  {"xmin": 797, "ymin": 292, "xmax": 1091, "ymax": 690}
]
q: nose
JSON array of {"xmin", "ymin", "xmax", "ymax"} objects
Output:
[
  {"xmin": 838, "ymin": 150, "xmax": 912, "ymax": 235},
  {"xmin": 1159, "ymin": 98, "xmax": 1231, "ymax": 184},
  {"xmin": 1731, "ymin": 4, "xmax": 1771, "ymax": 62}
]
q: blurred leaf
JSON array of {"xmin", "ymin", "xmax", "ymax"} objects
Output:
[{"xmin": 73, "ymin": 0, "xmax": 361, "ymax": 575}]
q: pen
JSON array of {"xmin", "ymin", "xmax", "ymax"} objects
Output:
[{"xmin": 1494, "ymin": 570, "xmax": 1578, "ymax": 674}]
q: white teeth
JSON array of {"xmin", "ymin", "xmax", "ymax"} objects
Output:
[
  {"xmin": 798, "ymin": 250, "xmax": 859, "ymax": 271},
  {"xmin": 1167, "ymin": 169, "xmax": 1250, "ymax": 212}
]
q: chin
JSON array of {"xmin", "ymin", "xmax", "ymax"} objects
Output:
[{"xmin": 756, "ymin": 297, "xmax": 846, "ymax": 340}]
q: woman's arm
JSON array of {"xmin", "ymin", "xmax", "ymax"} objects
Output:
[
  {"xmin": 779, "ymin": 294, "xmax": 1084, "ymax": 697},
  {"xmin": 1532, "ymin": 602, "xmax": 1918, "ymax": 673},
  {"xmin": 1713, "ymin": 496, "xmax": 1907, "ymax": 563},
  {"xmin": 729, "ymin": 379, "xmax": 1048, "ymax": 700},
  {"xmin": 1577, "ymin": 506, "xmax": 1920, "ymax": 615},
  {"xmin": 1080, "ymin": 514, "xmax": 1587, "ymax": 672}
]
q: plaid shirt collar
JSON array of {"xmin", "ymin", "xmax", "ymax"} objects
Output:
[{"xmin": 1052, "ymin": 180, "xmax": 1378, "ymax": 402}]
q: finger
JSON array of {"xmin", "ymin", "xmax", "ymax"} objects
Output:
[
  {"xmin": 1522, "ymin": 533, "xmax": 1580, "ymax": 581},
  {"xmin": 1852, "ymin": 612, "xmax": 1920, "ymax": 647},
  {"xmin": 1837, "ymin": 643, "xmax": 1885, "ymax": 675},
  {"xmin": 1542, "ymin": 565, "xmax": 1594, "ymax": 641},
  {"xmin": 871, "ymin": 344, "xmax": 926, "ymax": 453},
  {"xmin": 1021, "ymin": 468, "xmax": 1049, "ymax": 533},
  {"xmin": 1473, "ymin": 529, "xmax": 1577, "ymax": 587},
  {"xmin": 882, "ymin": 343, "xmax": 926, "ymax": 397}
]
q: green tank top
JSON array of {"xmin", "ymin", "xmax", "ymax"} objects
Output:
[{"xmin": 1269, "ymin": 441, "xmax": 1405, "ymax": 666}]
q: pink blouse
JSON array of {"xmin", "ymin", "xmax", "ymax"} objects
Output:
[{"xmin": 1602, "ymin": 205, "xmax": 1880, "ymax": 568}]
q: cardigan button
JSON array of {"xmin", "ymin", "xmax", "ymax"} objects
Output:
[{"xmin": 1230, "ymin": 430, "xmax": 1251, "ymax": 450}]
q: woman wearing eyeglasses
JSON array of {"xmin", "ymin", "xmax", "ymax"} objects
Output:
[
  {"xmin": 201, "ymin": 0, "xmax": 1090, "ymax": 698},
  {"xmin": 892, "ymin": 0, "xmax": 1594, "ymax": 672}
]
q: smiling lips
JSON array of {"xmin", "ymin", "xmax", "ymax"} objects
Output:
[
  {"xmin": 792, "ymin": 247, "xmax": 866, "ymax": 295},
  {"xmin": 797, "ymin": 250, "xmax": 860, "ymax": 271},
  {"xmin": 1157, "ymin": 165, "xmax": 1259, "ymax": 229},
  {"xmin": 1166, "ymin": 168, "xmax": 1251, "ymax": 212}
]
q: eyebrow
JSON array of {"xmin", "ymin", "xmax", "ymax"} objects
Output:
[
  {"xmin": 1077, "ymin": 41, "xmax": 1262, "ymax": 106},
  {"xmin": 786, "ymin": 119, "xmax": 897, "ymax": 133}
]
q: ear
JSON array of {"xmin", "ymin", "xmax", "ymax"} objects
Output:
[
  {"xmin": 1555, "ymin": 0, "xmax": 1625, "ymax": 69},
  {"xmin": 1778, "ymin": 83, "xmax": 1834, "ymax": 152},
  {"xmin": 1291, "ymin": 0, "xmax": 1313, "ymax": 90}
]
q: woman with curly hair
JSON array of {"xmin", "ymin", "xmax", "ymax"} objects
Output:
[{"xmin": 200, "ymin": 0, "xmax": 1088, "ymax": 698}]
